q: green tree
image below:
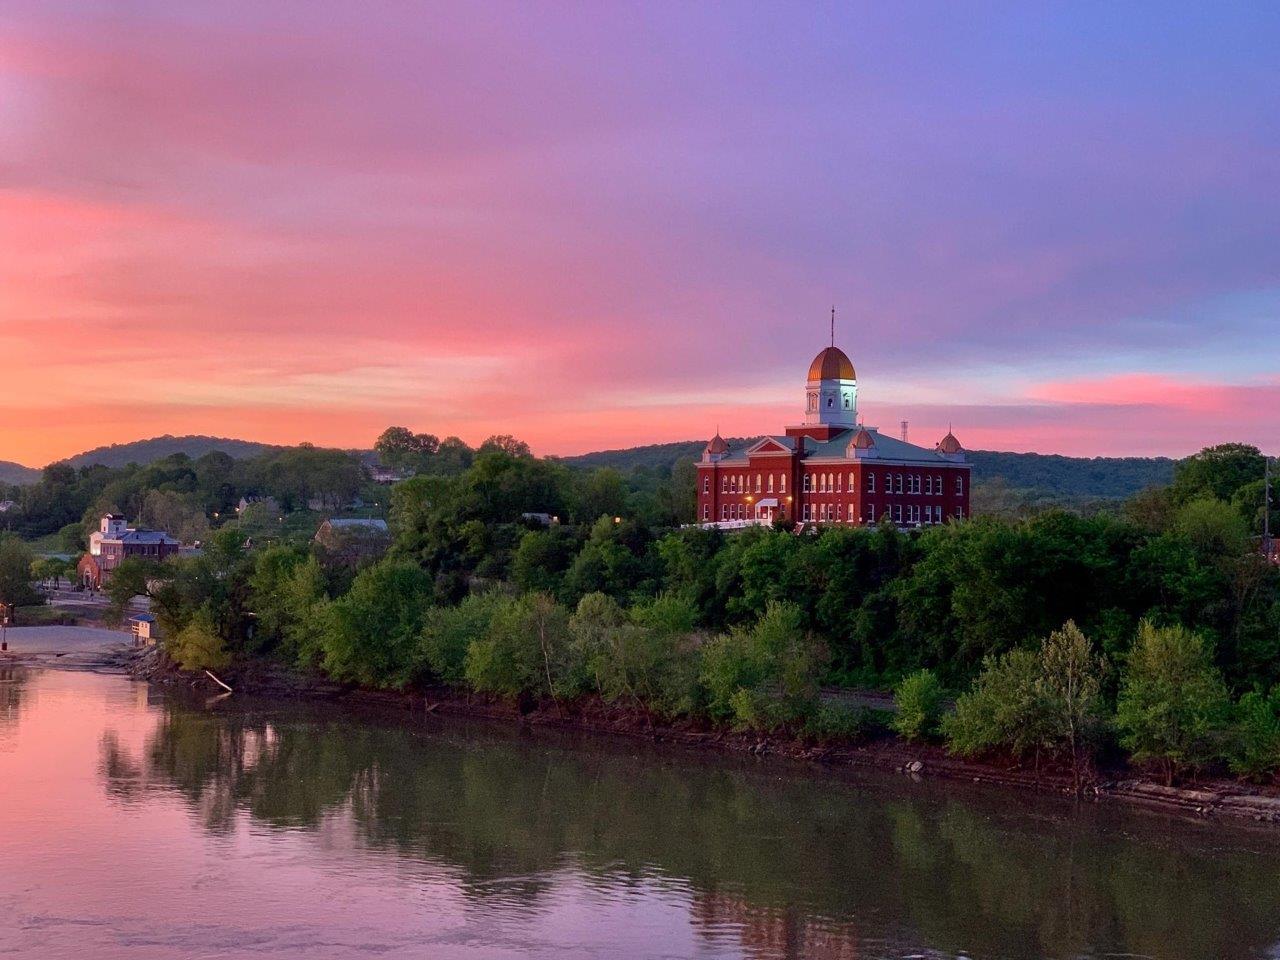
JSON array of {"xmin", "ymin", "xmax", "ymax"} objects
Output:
[
  {"xmin": 944, "ymin": 648, "xmax": 1054, "ymax": 761},
  {"xmin": 1171, "ymin": 443, "xmax": 1264, "ymax": 505},
  {"xmin": 167, "ymin": 605, "xmax": 231, "ymax": 672},
  {"xmin": 465, "ymin": 593, "xmax": 575, "ymax": 700},
  {"xmin": 575, "ymin": 468, "xmax": 629, "ymax": 523},
  {"xmin": 1230, "ymin": 686, "xmax": 1280, "ymax": 781},
  {"xmin": 1115, "ymin": 621, "xmax": 1231, "ymax": 783},
  {"xmin": 1038, "ymin": 621, "xmax": 1108, "ymax": 790},
  {"xmin": 1173, "ymin": 498, "xmax": 1250, "ymax": 558},
  {"xmin": 418, "ymin": 591, "xmax": 506, "ymax": 685},
  {"xmin": 319, "ymin": 560, "xmax": 433, "ymax": 687},
  {"xmin": 892, "ymin": 669, "xmax": 945, "ymax": 742},
  {"xmin": 0, "ymin": 536, "xmax": 38, "ymax": 608},
  {"xmin": 700, "ymin": 601, "xmax": 826, "ymax": 730}
]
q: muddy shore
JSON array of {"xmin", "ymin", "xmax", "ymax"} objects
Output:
[{"xmin": 125, "ymin": 645, "xmax": 1280, "ymax": 828}]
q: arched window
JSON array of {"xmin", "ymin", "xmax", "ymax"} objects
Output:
[
  {"xmin": 780, "ymin": 474, "xmax": 787, "ymax": 493},
  {"xmin": 755, "ymin": 474, "xmax": 762, "ymax": 493},
  {"xmin": 843, "ymin": 393, "xmax": 851, "ymax": 409},
  {"xmin": 767, "ymin": 474, "xmax": 774, "ymax": 493},
  {"xmin": 721, "ymin": 476, "xmax": 728, "ymax": 493}
]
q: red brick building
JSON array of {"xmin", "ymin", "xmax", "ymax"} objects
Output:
[
  {"xmin": 77, "ymin": 514, "xmax": 181, "ymax": 588},
  {"xmin": 696, "ymin": 344, "xmax": 970, "ymax": 528}
]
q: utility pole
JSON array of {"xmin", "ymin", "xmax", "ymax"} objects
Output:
[{"xmin": 1265, "ymin": 454, "xmax": 1273, "ymax": 558}]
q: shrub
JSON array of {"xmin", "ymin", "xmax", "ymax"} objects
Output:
[
  {"xmin": 803, "ymin": 703, "xmax": 877, "ymax": 743},
  {"xmin": 700, "ymin": 601, "xmax": 826, "ymax": 730},
  {"xmin": 465, "ymin": 592, "xmax": 575, "ymax": 700},
  {"xmin": 1230, "ymin": 687, "xmax": 1280, "ymax": 781},
  {"xmin": 418, "ymin": 591, "xmax": 506, "ymax": 684},
  {"xmin": 944, "ymin": 648, "xmax": 1052, "ymax": 759},
  {"xmin": 1115, "ymin": 620, "xmax": 1231, "ymax": 783},
  {"xmin": 892, "ymin": 669, "xmax": 945, "ymax": 741}
]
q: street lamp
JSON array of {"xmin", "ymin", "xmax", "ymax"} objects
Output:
[{"xmin": 745, "ymin": 495, "xmax": 753, "ymax": 524}]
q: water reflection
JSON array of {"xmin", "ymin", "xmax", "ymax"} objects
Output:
[
  {"xmin": 0, "ymin": 665, "xmax": 29, "ymax": 745},
  {"xmin": 98, "ymin": 693, "xmax": 1280, "ymax": 960}
]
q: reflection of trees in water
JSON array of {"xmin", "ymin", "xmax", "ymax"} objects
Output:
[
  {"xmin": 0, "ymin": 666, "xmax": 29, "ymax": 742},
  {"xmin": 100, "ymin": 704, "xmax": 1280, "ymax": 960}
]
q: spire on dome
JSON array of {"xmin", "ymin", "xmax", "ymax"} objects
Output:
[
  {"xmin": 936, "ymin": 429, "xmax": 964, "ymax": 456},
  {"xmin": 703, "ymin": 432, "xmax": 730, "ymax": 462}
]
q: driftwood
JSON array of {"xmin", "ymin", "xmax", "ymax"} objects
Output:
[{"xmin": 204, "ymin": 670, "xmax": 233, "ymax": 694}]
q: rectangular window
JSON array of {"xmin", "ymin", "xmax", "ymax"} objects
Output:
[
  {"xmin": 703, "ymin": 476, "xmax": 710, "ymax": 494},
  {"xmin": 955, "ymin": 505, "xmax": 964, "ymax": 519},
  {"xmin": 703, "ymin": 504, "xmax": 709, "ymax": 520},
  {"xmin": 865, "ymin": 502, "xmax": 875, "ymax": 523},
  {"xmin": 721, "ymin": 504, "xmax": 728, "ymax": 520},
  {"xmin": 803, "ymin": 474, "xmax": 811, "ymax": 492},
  {"xmin": 896, "ymin": 474, "xmax": 904, "ymax": 494},
  {"xmin": 721, "ymin": 477, "xmax": 728, "ymax": 493},
  {"xmin": 935, "ymin": 505, "xmax": 942, "ymax": 523},
  {"xmin": 867, "ymin": 473, "xmax": 875, "ymax": 494},
  {"xmin": 893, "ymin": 504, "xmax": 903, "ymax": 523},
  {"xmin": 924, "ymin": 475, "xmax": 932, "ymax": 495},
  {"xmin": 837, "ymin": 503, "xmax": 844, "ymax": 521},
  {"xmin": 803, "ymin": 503, "xmax": 811, "ymax": 521}
]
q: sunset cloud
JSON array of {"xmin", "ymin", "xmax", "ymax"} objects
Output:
[{"xmin": 2, "ymin": 3, "xmax": 1278, "ymax": 465}]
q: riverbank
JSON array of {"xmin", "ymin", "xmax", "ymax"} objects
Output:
[
  {"xmin": 128, "ymin": 644, "xmax": 1280, "ymax": 828},
  {"xmin": 0, "ymin": 625, "xmax": 140, "ymax": 672}
]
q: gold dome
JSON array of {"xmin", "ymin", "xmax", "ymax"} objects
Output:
[
  {"xmin": 937, "ymin": 431, "xmax": 963, "ymax": 455},
  {"xmin": 705, "ymin": 433, "xmax": 729, "ymax": 455},
  {"xmin": 807, "ymin": 346, "xmax": 855, "ymax": 381}
]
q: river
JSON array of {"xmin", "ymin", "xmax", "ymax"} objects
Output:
[{"xmin": 2, "ymin": 665, "xmax": 1278, "ymax": 959}]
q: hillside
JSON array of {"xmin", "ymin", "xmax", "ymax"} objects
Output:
[
  {"xmin": 63, "ymin": 434, "xmax": 279, "ymax": 469},
  {"xmin": 0, "ymin": 460, "xmax": 40, "ymax": 485},
  {"xmin": 562, "ymin": 441, "xmax": 1177, "ymax": 500}
]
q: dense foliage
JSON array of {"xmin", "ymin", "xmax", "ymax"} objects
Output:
[{"xmin": 11, "ymin": 433, "xmax": 1279, "ymax": 784}]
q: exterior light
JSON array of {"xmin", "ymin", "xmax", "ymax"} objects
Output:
[{"xmin": 613, "ymin": 516, "xmax": 621, "ymax": 524}]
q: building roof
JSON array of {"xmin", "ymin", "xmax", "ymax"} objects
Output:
[
  {"xmin": 807, "ymin": 346, "xmax": 855, "ymax": 381},
  {"xmin": 708, "ymin": 426, "xmax": 966, "ymax": 466},
  {"xmin": 128, "ymin": 614, "xmax": 156, "ymax": 623},
  {"xmin": 937, "ymin": 431, "xmax": 964, "ymax": 455},
  {"xmin": 116, "ymin": 530, "xmax": 181, "ymax": 545},
  {"xmin": 323, "ymin": 518, "xmax": 389, "ymax": 532},
  {"xmin": 704, "ymin": 433, "xmax": 730, "ymax": 455}
]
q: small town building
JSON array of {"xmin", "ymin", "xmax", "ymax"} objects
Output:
[
  {"xmin": 129, "ymin": 613, "xmax": 158, "ymax": 645},
  {"xmin": 79, "ymin": 514, "xmax": 181, "ymax": 588},
  {"xmin": 696, "ymin": 342, "xmax": 971, "ymax": 529}
]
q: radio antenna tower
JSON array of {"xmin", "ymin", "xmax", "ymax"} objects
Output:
[{"xmin": 900, "ymin": 420, "xmax": 909, "ymax": 443}]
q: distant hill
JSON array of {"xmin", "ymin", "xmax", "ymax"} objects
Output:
[
  {"xmin": 563, "ymin": 441, "xmax": 1177, "ymax": 500},
  {"xmin": 0, "ymin": 460, "xmax": 40, "ymax": 485},
  {"xmin": 62, "ymin": 435, "xmax": 280, "ymax": 470}
]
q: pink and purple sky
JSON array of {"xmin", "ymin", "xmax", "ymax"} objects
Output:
[{"xmin": 3, "ymin": 2, "xmax": 1278, "ymax": 466}]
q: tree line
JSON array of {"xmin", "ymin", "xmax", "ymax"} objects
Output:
[{"xmin": 70, "ymin": 438, "xmax": 1277, "ymax": 786}]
